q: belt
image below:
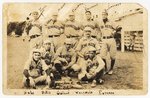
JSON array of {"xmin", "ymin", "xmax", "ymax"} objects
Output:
[
  {"xmin": 66, "ymin": 35, "xmax": 79, "ymax": 38},
  {"xmin": 103, "ymin": 36, "xmax": 113, "ymax": 39},
  {"xmin": 91, "ymin": 35, "xmax": 96, "ymax": 38},
  {"xmin": 48, "ymin": 35, "xmax": 60, "ymax": 38},
  {"xmin": 30, "ymin": 35, "xmax": 40, "ymax": 39}
]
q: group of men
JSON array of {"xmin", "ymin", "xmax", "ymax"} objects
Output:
[{"xmin": 22, "ymin": 10, "xmax": 119, "ymax": 89}]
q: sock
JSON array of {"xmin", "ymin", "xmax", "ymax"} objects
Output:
[
  {"xmin": 110, "ymin": 59, "xmax": 115, "ymax": 70},
  {"xmin": 102, "ymin": 59, "xmax": 107, "ymax": 71}
]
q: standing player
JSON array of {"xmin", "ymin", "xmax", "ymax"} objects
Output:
[
  {"xmin": 81, "ymin": 11, "xmax": 100, "ymax": 39},
  {"xmin": 99, "ymin": 10, "xmax": 118, "ymax": 75},
  {"xmin": 22, "ymin": 11, "xmax": 43, "ymax": 49},
  {"xmin": 44, "ymin": 11, "xmax": 64, "ymax": 51},
  {"xmin": 64, "ymin": 12, "xmax": 82, "ymax": 47}
]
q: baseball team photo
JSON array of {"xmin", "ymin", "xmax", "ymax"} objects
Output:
[{"xmin": 3, "ymin": 3, "xmax": 148, "ymax": 95}]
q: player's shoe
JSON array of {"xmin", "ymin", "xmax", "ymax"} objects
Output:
[
  {"xmin": 72, "ymin": 83, "xmax": 83, "ymax": 89},
  {"xmin": 91, "ymin": 80, "xmax": 97, "ymax": 88},
  {"xmin": 43, "ymin": 85, "xmax": 49, "ymax": 90},
  {"xmin": 108, "ymin": 70, "xmax": 113, "ymax": 75},
  {"xmin": 97, "ymin": 79, "xmax": 104, "ymax": 84}
]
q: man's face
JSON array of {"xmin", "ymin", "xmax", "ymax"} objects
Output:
[
  {"xmin": 65, "ymin": 43, "xmax": 72, "ymax": 50},
  {"xmin": 32, "ymin": 12, "xmax": 39, "ymax": 20},
  {"xmin": 84, "ymin": 30, "xmax": 91, "ymax": 37},
  {"xmin": 33, "ymin": 52, "xmax": 41, "ymax": 61},
  {"xmin": 102, "ymin": 13, "xmax": 108, "ymax": 19},
  {"xmin": 87, "ymin": 51, "xmax": 95, "ymax": 59},
  {"xmin": 85, "ymin": 12, "xmax": 91, "ymax": 20},
  {"xmin": 52, "ymin": 15, "xmax": 58, "ymax": 21},
  {"xmin": 44, "ymin": 43, "xmax": 51, "ymax": 51},
  {"xmin": 69, "ymin": 15, "xmax": 75, "ymax": 21}
]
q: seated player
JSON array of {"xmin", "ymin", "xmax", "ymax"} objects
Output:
[
  {"xmin": 52, "ymin": 39, "xmax": 82, "ymax": 89},
  {"xmin": 23, "ymin": 49, "xmax": 51, "ymax": 89},
  {"xmin": 53, "ymin": 38, "xmax": 77, "ymax": 76},
  {"xmin": 72, "ymin": 47, "xmax": 105, "ymax": 88},
  {"xmin": 40, "ymin": 39, "xmax": 55, "ymax": 88}
]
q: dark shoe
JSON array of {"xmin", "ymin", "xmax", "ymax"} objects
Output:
[
  {"xmin": 97, "ymin": 79, "xmax": 104, "ymax": 84},
  {"xmin": 26, "ymin": 78, "xmax": 30, "ymax": 87},
  {"xmin": 33, "ymin": 86, "xmax": 36, "ymax": 89}
]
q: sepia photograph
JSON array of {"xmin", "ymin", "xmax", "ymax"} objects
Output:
[{"xmin": 2, "ymin": 3, "xmax": 148, "ymax": 95}]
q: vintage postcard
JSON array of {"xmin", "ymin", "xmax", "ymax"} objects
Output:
[{"xmin": 3, "ymin": 3, "xmax": 148, "ymax": 95}]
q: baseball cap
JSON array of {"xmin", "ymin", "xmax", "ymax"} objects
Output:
[
  {"xmin": 83, "ymin": 46, "xmax": 96, "ymax": 54},
  {"xmin": 64, "ymin": 38, "xmax": 72, "ymax": 44},
  {"xmin": 43, "ymin": 39, "xmax": 52, "ymax": 44},
  {"xmin": 32, "ymin": 48, "xmax": 41, "ymax": 54},
  {"xmin": 87, "ymin": 46, "xmax": 96, "ymax": 52},
  {"xmin": 102, "ymin": 10, "xmax": 108, "ymax": 15},
  {"xmin": 84, "ymin": 27, "xmax": 93, "ymax": 32}
]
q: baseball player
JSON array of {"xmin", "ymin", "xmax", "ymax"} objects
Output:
[
  {"xmin": 40, "ymin": 39, "xmax": 60, "ymax": 88},
  {"xmin": 76, "ymin": 27, "xmax": 101, "ymax": 58},
  {"xmin": 44, "ymin": 11, "xmax": 64, "ymax": 51},
  {"xmin": 99, "ymin": 10, "xmax": 118, "ymax": 75},
  {"xmin": 23, "ymin": 49, "xmax": 51, "ymax": 89},
  {"xmin": 70, "ymin": 27, "xmax": 102, "ymax": 81},
  {"xmin": 22, "ymin": 11, "xmax": 43, "ymax": 49},
  {"xmin": 53, "ymin": 38, "xmax": 77, "ymax": 76},
  {"xmin": 78, "ymin": 46, "xmax": 105, "ymax": 87},
  {"xmin": 64, "ymin": 12, "xmax": 82, "ymax": 47},
  {"xmin": 41, "ymin": 39, "xmax": 55, "ymax": 65},
  {"xmin": 51, "ymin": 39, "xmax": 83, "ymax": 89},
  {"xmin": 81, "ymin": 11, "xmax": 100, "ymax": 39}
]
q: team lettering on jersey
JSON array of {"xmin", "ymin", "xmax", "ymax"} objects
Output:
[
  {"xmin": 47, "ymin": 25, "xmax": 61, "ymax": 30},
  {"xmin": 84, "ymin": 25, "xmax": 95, "ymax": 29},
  {"xmin": 100, "ymin": 25, "xmax": 114, "ymax": 30},
  {"xmin": 81, "ymin": 43, "xmax": 95, "ymax": 49},
  {"xmin": 65, "ymin": 24, "xmax": 79, "ymax": 30}
]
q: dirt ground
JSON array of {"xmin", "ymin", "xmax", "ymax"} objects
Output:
[{"xmin": 6, "ymin": 36, "xmax": 143, "ymax": 90}]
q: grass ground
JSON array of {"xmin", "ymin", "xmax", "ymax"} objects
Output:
[{"xmin": 7, "ymin": 37, "xmax": 143, "ymax": 90}]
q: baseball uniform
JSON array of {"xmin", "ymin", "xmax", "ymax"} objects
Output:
[
  {"xmin": 23, "ymin": 15, "xmax": 43, "ymax": 49},
  {"xmin": 81, "ymin": 19, "xmax": 100, "ymax": 38},
  {"xmin": 44, "ymin": 15, "xmax": 64, "ymax": 51},
  {"xmin": 53, "ymin": 45, "xmax": 77, "ymax": 74},
  {"xmin": 63, "ymin": 12, "xmax": 82, "ymax": 47},
  {"xmin": 23, "ymin": 49, "xmax": 50, "ymax": 88},
  {"xmin": 99, "ymin": 19, "xmax": 118, "ymax": 60}
]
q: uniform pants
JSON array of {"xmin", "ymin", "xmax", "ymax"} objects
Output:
[
  {"xmin": 46, "ymin": 35, "xmax": 64, "ymax": 52},
  {"xmin": 81, "ymin": 69, "xmax": 104, "ymax": 82},
  {"xmin": 71, "ymin": 57, "xmax": 104, "ymax": 80},
  {"xmin": 29, "ymin": 36, "xmax": 43, "ymax": 49},
  {"xmin": 100, "ymin": 38, "xmax": 117, "ymax": 60},
  {"xmin": 23, "ymin": 74, "xmax": 51, "ymax": 88}
]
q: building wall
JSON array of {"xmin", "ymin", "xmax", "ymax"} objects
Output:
[{"xmin": 116, "ymin": 13, "xmax": 143, "ymax": 52}]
